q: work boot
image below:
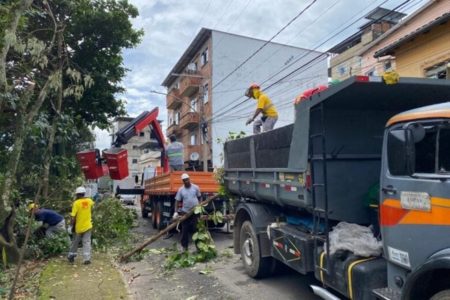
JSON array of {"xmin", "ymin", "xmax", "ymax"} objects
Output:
[{"xmin": 67, "ymin": 254, "xmax": 76, "ymax": 263}]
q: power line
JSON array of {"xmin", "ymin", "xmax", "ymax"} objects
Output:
[
  {"xmin": 211, "ymin": 0, "xmax": 318, "ymax": 90},
  {"xmin": 207, "ymin": 0, "xmax": 391, "ymax": 122}
]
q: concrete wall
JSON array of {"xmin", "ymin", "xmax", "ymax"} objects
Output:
[
  {"xmin": 394, "ymin": 21, "xmax": 450, "ymax": 77},
  {"xmin": 210, "ymin": 31, "xmax": 328, "ymax": 167}
]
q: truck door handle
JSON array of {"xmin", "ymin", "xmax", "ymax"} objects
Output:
[{"xmin": 382, "ymin": 185, "xmax": 397, "ymax": 195}]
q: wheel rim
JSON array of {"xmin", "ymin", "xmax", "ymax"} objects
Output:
[{"xmin": 243, "ymin": 234, "xmax": 254, "ymax": 266}]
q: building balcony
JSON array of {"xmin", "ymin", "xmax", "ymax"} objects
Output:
[
  {"xmin": 179, "ymin": 73, "xmax": 202, "ymax": 97},
  {"xmin": 167, "ymin": 88, "xmax": 182, "ymax": 110},
  {"xmin": 185, "ymin": 145, "xmax": 202, "ymax": 162},
  {"xmin": 167, "ymin": 122, "xmax": 182, "ymax": 137},
  {"xmin": 179, "ymin": 112, "xmax": 199, "ymax": 129}
]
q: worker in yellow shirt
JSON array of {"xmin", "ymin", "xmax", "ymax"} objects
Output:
[
  {"xmin": 67, "ymin": 186, "xmax": 94, "ymax": 264},
  {"xmin": 245, "ymin": 83, "xmax": 278, "ymax": 134}
]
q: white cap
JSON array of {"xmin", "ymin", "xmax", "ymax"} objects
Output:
[
  {"xmin": 181, "ymin": 173, "xmax": 190, "ymax": 180},
  {"xmin": 75, "ymin": 186, "xmax": 86, "ymax": 194}
]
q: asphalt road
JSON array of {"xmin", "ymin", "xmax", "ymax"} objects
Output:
[{"xmin": 121, "ymin": 204, "xmax": 322, "ymax": 300}]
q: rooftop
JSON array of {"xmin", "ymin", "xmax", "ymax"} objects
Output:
[
  {"xmin": 328, "ymin": 6, "xmax": 405, "ymax": 54},
  {"xmin": 161, "ymin": 27, "xmax": 323, "ymax": 87},
  {"xmin": 374, "ymin": 12, "xmax": 450, "ymax": 57}
]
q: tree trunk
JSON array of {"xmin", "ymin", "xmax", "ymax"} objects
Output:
[
  {"xmin": 42, "ymin": 29, "xmax": 64, "ymax": 199},
  {"xmin": 0, "ymin": 0, "xmax": 34, "ymax": 111},
  {"xmin": 119, "ymin": 195, "xmax": 217, "ymax": 262}
]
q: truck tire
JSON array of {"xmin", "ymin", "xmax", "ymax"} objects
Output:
[
  {"xmin": 155, "ymin": 200, "xmax": 164, "ymax": 230},
  {"xmin": 141, "ymin": 208, "xmax": 148, "ymax": 219},
  {"xmin": 151, "ymin": 200, "xmax": 157, "ymax": 229},
  {"xmin": 431, "ymin": 290, "xmax": 450, "ymax": 300},
  {"xmin": 240, "ymin": 220, "xmax": 275, "ymax": 278}
]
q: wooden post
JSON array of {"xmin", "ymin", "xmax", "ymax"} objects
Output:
[{"xmin": 119, "ymin": 195, "xmax": 218, "ymax": 262}]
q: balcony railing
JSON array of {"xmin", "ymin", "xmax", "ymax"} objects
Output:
[
  {"xmin": 179, "ymin": 112, "xmax": 199, "ymax": 129},
  {"xmin": 167, "ymin": 122, "xmax": 182, "ymax": 137},
  {"xmin": 167, "ymin": 88, "xmax": 182, "ymax": 110},
  {"xmin": 179, "ymin": 73, "xmax": 202, "ymax": 97}
]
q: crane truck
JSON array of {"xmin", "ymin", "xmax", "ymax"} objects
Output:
[
  {"xmin": 224, "ymin": 76, "xmax": 450, "ymax": 300},
  {"xmin": 76, "ymin": 107, "xmax": 226, "ymax": 230}
]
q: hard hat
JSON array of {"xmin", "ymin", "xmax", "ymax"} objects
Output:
[
  {"xmin": 28, "ymin": 203, "xmax": 38, "ymax": 211},
  {"xmin": 245, "ymin": 83, "xmax": 260, "ymax": 98},
  {"xmin": 181, "ymin": 173, "xmax": 190, "ymax": 180},
  {"xmin": 75, "ymin": 186, "xmax": 86, "ymax": 194},
  {"xmin": 249, "ymin": 83, "xmax": 260, "ymax": 89}
]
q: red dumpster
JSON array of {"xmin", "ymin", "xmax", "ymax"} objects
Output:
[
  {"xmin": 103, "ymin": 148, "xmax": 129, "ymax": 180},
  {"xmin": 76, "ymin": 149, "xmax": 106, "ymax": 179}
]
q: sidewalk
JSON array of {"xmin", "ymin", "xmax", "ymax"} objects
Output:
[{"xmin": 38, "ymin": 254, "xmax": 129, "ymax": 300}]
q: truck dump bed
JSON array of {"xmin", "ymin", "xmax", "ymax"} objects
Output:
[
  {"xmin": 144, "ymin": 171, "xmax": 218, "ymax": 195},
  {"xmin": 224, "ymin": 76, "xmax": 450, "ymax": 224}
]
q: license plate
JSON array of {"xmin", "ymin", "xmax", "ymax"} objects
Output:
[{"xmin": 400, "ymin": 191, "xmax": 431, "ymax": 211}]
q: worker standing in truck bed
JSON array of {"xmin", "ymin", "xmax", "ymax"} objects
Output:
[
  {"xmin": 245, "ymin": 83, "xmax": 278, "ymax": 134},
  {"xmin": 167, "ymin": 135, "xmax": 184, "ymax": 171}
]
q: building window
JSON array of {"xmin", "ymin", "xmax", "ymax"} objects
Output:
[
  {"xmin": 338, "ymin": 65, "xmax": 347, "ymax": 76},
  {"xmin": 168, "ymin": 112, "xmax": 174, "ymax": 126},
  {"xmin": 384, "ymin": 60, "xmax": 392, "ymax": 71},
  {"xmin": 132, "ymin": 159, "xmax": 138, "ymax": 164},
  {"xmin": 425, "ymin": 61, "xmax": 449, "ymax": 79},
  {"xmin": 190, "ymin": 132, "xmax": 197, "ymax": 145},
  {"xmin": 203, "ymin": 84, "xmax": 209, "ymax": 103},
  {"xmin": 366, "ymin": 68, "xmax": 375, "ymax": 76},
  {"xmin": 139, "ymin": 132, "xmax": 145, "ymax": 137},
  {"xmin": 187, "ymin": 61, "xmax": 197, "ymax": 72},
  {"xmin": 190, "ymin": 98, "xmax": 197, "ymax": 112},
  {"xmin": 175, "ymin": 110, "xmax": 180, "ymax": 124},
  {"xmin": 201, "ymin": 48, "xmax": 208, "ymax": 66}
]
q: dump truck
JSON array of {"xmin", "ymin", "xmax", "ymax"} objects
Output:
[{"xmin": 224, "ymin": 76, "xmax": 450, "ymax": 300}]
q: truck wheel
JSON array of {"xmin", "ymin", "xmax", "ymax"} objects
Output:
[
  {"xmin": 151, "ymin": 201, "xmax": 157, "ymax": 229},
  {"xmin": 240, "ymin": 220, "xmax": 275, "ymax": 278},
  {"xmin": 431, "ymin": 290, "xmax": 450, "ymax": 300},
  {"xmin": 155, "ymin": 200, "xmax": 164, "ymax": 230}
]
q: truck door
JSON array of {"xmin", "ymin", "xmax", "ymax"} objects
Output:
[{"xmin": 381, "ymin": 120, "xmax": 450, "ymax": 292}]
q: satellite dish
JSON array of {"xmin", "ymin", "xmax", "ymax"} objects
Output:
[{"xmin": 190, "ymin": 152, "xmax": 199, "ymax": 161}]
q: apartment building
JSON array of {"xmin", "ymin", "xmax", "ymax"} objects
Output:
[
  {"xmin": 110, "ymin": 116, "xmax": 153, "ymax": 191},
  {"xmin": 162, "ymin": 28, "xmax": 327, "ymax": 168},
  {"xmin": 328, "ymin": 7, "xmax": 405, "ymax": 81}
]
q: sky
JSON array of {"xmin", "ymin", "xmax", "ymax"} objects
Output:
[{"xmin": 94, "ymin": 0, "xmax": 428, "ymax": 149}]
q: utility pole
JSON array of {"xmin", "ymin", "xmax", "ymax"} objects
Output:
[{"xmin": 198, "ymin": 85, "xmax": 209, "ymax": 172}]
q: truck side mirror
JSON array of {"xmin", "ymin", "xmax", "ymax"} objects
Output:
[{"xmin": 387, "ymin": 129, "xmax": 415, "ymax": 176}]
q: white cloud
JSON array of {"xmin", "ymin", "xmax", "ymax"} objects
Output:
[{"xmin": 94, "ymin": 0, "xmax": 428, "ymax": 149}]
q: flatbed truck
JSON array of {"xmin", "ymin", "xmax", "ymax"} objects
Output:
[{"xmin": 224, "ymin": 76, "xmax": 450, "ymax": 300}]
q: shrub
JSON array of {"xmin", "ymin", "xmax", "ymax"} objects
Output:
[{"xmin": 92, "ymin": 197, "xmax": 134, "ymax": 250}]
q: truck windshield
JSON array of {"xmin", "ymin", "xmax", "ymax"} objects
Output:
[{"xmin": 414, "ymin": 124, "xmax": 450, "ymax": 174}]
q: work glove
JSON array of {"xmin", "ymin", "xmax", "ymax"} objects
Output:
[
  {"xmin": 172, "ymin": 212, "xmax": 179, "ymax": 220},
  {"xmin": 246, "ymin": 117, "xmax": 253, "ymax": 125},
  {"xmin": 67, "ymin": 226, "xmax": 73, "ymax": 234}
]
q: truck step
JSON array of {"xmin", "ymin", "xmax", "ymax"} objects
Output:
[
  {"xmin": 314, "ymin": 235, "xmax": 327, "ymax": 243},
  {"xmin": 163, "ymin": 202, "xmax": 171, "ymax": 207},
  {"xmin": 372, "ymin": 287, "xmax": 401, "ymax": 300},
  {"xmin": 310, "ymin": 133, "xmax": 324, "ymax": 139},
  {"xmin": 313, "ymin": 208, "xmax": 326, "ymax": 214},
  {"xmin": 312, "ymin": 183, "xmax": 325, "ymax": 187},
  {"xmin": 162, "ymin": 212, "xmax": 171, "ymax": 217}
]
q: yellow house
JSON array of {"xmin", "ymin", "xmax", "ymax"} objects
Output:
[{"xmin": 374, "ymin": 13, "xmax": 450, "ymax": 78}]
